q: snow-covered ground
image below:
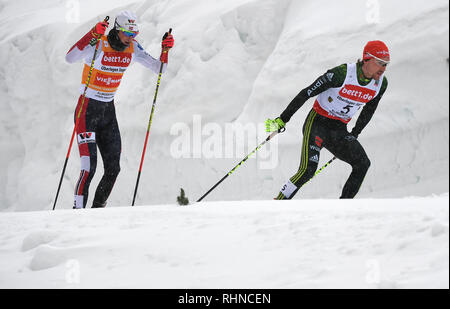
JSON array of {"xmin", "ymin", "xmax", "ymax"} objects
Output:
[
  {"xmin": 0, "ymin": 197, "xmax": 448, "ymax": 289},
  {"xmin": 0, "ymin": 0, "xmax": 448, "ymax": 289}
]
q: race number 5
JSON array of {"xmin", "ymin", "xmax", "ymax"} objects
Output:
[{"xmin": 342, "ymin": 105, "xmax": 352, "ymax": 114}]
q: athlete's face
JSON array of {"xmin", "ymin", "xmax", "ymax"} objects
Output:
[
  {"xmin": 118, "ymin": 30, "xmax": 134, "ymax": 46},
  {"xmin": 363, "ymin": 57, "xmax": 389, "ymax": 81}
]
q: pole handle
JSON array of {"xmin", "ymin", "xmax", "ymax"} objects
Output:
[{"xmin": 162, "ymin": 28, "xmax": 173, "ymax": 41}]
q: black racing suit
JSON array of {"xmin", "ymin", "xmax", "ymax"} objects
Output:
[{"xmin": 276, "ymin": 62, "xmax": 388, "ymax": 199}]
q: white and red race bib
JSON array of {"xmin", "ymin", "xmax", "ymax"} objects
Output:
[{"xmin": 313, "ymin": 63, "xmax": 383, "ymax": 123}]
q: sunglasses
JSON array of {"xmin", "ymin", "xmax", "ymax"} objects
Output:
[
  {"xmin": 366, "ymin": 52, "xmax": 390, "ymax": 67},
  {"xmin": 119, "ymin": 27, "xmax": 139, "ymax": 38}
]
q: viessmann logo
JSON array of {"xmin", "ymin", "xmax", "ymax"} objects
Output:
[
  {"xmin": 94, "ymin": 72, "xmax": 122, "ymax": 87},
  {"xmin": 77, "ymin": 132, "xmax": 95, "ymax": 144},
  {"xmin": 102, "ymin": 52, "xmax": 132, "ymax": 67},
  {"xmin": 339, "ymin": 84, "xmax": 376, "ymax": 103}
]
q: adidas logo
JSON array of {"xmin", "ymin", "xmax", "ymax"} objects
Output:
[
  {"xmin": 310, "ymin": 154, "xmax": 319, "ymax": 163},
  {"xmin": 326, "ymin": 72, "xmax": 334, "ymax": 81}
]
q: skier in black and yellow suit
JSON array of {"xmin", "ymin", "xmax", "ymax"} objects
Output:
[{"xmin": 266, "ymin": 41, "xmax": 389, "ymax": 200}]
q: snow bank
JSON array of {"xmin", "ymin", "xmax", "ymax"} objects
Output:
[{"xmin": 0, "ymin": 196, "xmax": 448, "ymax": 288}]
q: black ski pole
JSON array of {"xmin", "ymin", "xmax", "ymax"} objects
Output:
[
  {"xmin": 310, "ymin": 156, "xmax": 336, "ymax": 182},
  {"xmin": 52, "ymin": 16, "xmax": 109, "ymax": 210},
  {"xmin": 197, "ymin": 128, "xmax": 285, "ymax": 202},
  {"xmin": 132, "ymin": 28, "xmax": 172, "ymax": 206}
]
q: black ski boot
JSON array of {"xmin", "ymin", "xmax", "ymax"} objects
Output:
[{"xmin": 92, "ymin": 201, "xmax": 106, "ymax": 208}]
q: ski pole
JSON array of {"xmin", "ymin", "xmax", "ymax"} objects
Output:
[
  {"xmin": 298, "ymin": 156, "xmax": 337, "ymax": 190},
  {"xmin": 131, "ymin": 29, "xmax": 172, "ymax": 206},
  {"xmin": 52, "ymin": 16, "xmax": 109, "ymax": 211},
  {"xmin": 314, "ymin": 156, "xmax": 336, "ymax": 177},
  {"xmin": 197, "ymin": 128, "xmax": 285, "ymax": 203}
]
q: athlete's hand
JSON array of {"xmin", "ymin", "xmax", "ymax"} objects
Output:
[
  {"xmin": 93, "ymin": 21, "xmax": 109, "ymax": 37},
  {"xmin": 265, "ymin": 117, "xmax": 285, "ymax": 132},
  {"xmin": 162, "ymin": 31, "xmax": 174, "ymax": 50},
  {"xmin": 160, "ymin": 30, "xmax": 174, "ymax": 64}
]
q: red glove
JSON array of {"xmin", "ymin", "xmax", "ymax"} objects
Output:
[
  {"xmin": 92, "ymin": 21, "xmax": 109, "ymax": 38},
  {"xmin": 160, "ymin": 31, "xmax": 174, "ymax": 64},
  {"xmin": 162, "ymin": 32, "xmax": 174, "ymax": 49}
]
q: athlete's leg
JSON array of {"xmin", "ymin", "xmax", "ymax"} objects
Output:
[
  {"xmin": 275, "ymin": 110, "xmax": 325, "ymax": 200},
  {"xmin": 326, "ymin": 133, "xmax": 371, "ymax": 199},
  {"xmin": 74, "ymin": 96, "xmax": 98, "ymax": 209},
  {"xmin": 92, "ymin": 103, "xmax": 121, "ymax": 208}
]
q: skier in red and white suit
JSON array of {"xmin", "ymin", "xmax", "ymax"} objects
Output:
[{"xmin": 65, "ymin": 11, "xmax": 174, "ymax": 209}]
